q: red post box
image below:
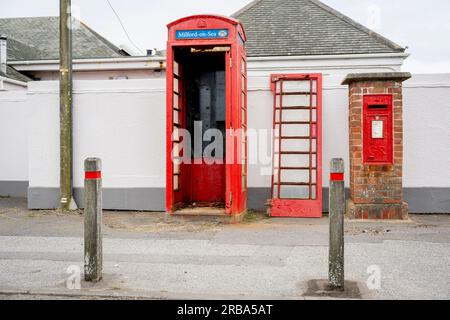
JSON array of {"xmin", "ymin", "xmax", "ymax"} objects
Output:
[
  {"xmin": 363, "ymin": 94, "xmax": 393, "ymax": 165},
  {"xmin": 342, "ymin": 72, "xmax": 411, "ymax": 220}
]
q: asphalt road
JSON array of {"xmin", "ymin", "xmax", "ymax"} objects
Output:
[{"xmin": 0, "ymin": 198, "xmax": 449, "ymax": 300}]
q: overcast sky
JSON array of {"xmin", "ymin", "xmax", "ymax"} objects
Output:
[{"xmin": 1, "ymin": 0, "xmax": 449, "ymax": 73}]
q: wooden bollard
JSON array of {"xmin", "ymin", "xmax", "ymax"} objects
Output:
[
  {"xmin": 329, "ymin": 158, "xmax": 345, "ymax": 290},
  {"xmin": 84, "ymin": 158, "xmax": 103, "ymax": 282}
]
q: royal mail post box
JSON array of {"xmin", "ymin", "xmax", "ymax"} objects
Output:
[{"xmin": 363, "ymin": 94, "xmax": 393, "ymax": 165}]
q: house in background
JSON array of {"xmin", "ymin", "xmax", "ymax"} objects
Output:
[
  {"xmin": 1, "ymin": 0, "xmax": 410, "ymax": 87},
  {"xmin": 0, "ymin": 17, "xmax": 165, "ymax": 86},
  {"xmin": 0, "ymin": 0, "xmax": 409, "ymax": 87},
  {"xmin": 236, "ymin": 0, "xmax": 405, "ymax": 57},
  {"xmin": 234, "ymin": 0, "xmax": 408, "ymax": 83}
]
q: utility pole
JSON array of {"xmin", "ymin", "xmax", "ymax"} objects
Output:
[{"xmin": 60, "ymin": 0, "xmax": 77, "ymax": 211}]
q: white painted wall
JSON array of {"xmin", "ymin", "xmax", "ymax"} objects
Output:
[
  {"xmin": 8, "ymin": 56, "xmax": 450, "ymax": 210},
  {"xmin": 0, "ymin": 90, "xmax": 28, "ymax": 181},
  {"xmin": 0, "ymin": 78, "xmax": 27, "ymax": 91},
  {"xmin": 247, "ymin": 70, "xmax": 450, "ymax": 191},
  {"xmin": 27, "ymin": 54, "xmax": 402, "ymax": 192},
  {"xmin": 403, "ymin": 74, "xmax": 450, "ymax": 187},
  {"xmin": 247, "ymin": 72, "xmax": 450, "ymax": 190},
  {"xmin": 27, "ymin": 80, "xmax": 166, "ymax": 190},
  {"xmin": 246, "ymin": 54, "xmax": 405, "ymax": 188},
  {"xmin": 27, "ymin": 82, "xmax": 59, "ymax": 189},
  {"xmin": 246, "ymin": 78, "xmax": 350, "ymax": 189}
]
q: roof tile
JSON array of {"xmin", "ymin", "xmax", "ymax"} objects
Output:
[
  {"xmin": 0, "ymin": 16, "xmax": 126, "ymax": 61},
  {"xmin": 233, "ymin": 0, "xmax": 404, "ymax": 57}
]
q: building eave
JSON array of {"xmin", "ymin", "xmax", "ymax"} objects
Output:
[
  {"xmin": 247, "ymin": 52, "xmax": 410, "ymax": 62},
  {"xmin": 8, "ymin": 53, "xmax": 409, "ymax": 73},
  {"xmin": 9, "ymin": 56, "xmax": 166, "ymax": 72}
]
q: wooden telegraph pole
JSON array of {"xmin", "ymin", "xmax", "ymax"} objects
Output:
[{"xmin": 59, "ymin": 0, "xmax": 77, "ymax": 211}]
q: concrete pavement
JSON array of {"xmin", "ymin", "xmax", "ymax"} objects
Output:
[{"xmin": 0, "ymin": 198, "xmax": 449, "ymax": 300}]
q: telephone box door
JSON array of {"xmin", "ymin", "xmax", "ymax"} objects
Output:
[
  {"xmin": 225, "ymin": 49, "xmax": 248, "ymax": 214},
  {"xmin": 237, "ymin": 54, "xmax": 248, "ymax": 213},
  {"xmin": 171, "ymin": 58, "xmax": 185, "ymax": 206}
]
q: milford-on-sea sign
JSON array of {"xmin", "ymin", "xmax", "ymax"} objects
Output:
[{"xmin": 176, "ymin": 29, "xmax": 229, "ymax": 40}]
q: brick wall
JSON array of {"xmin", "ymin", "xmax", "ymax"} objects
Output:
[{"xmin": 348, "ymin": 80, "xmax": 406, "ymax": 219}]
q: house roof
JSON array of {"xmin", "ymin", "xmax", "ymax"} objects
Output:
[
  {"xmin": 232, "ymin": 0, "xmax": 405, "ymax": 57},
  {"xmin": 6, "ymin": 37, "xmax": 46, "ymax": 61},
  {"xmin": 0, "ymin": 65, "xmax": 32, "ymax": 82},
  {"xmin": 0, "ymin": 16, "xmax": 127, "ymax": 61}
]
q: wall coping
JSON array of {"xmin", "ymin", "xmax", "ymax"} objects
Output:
[{"xmin": 342, "ymin": 72, "xmax": 412, "ymax": 85}]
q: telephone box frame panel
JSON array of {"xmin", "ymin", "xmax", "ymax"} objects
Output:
[
  {"xmin": 166, "ymin": 15, "xmax": 248, "ymax": 215},
  {"xmin": 269, "ymin": 73, "xmax": 323, "ymax": 218}
]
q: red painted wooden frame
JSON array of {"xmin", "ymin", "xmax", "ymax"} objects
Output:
[
  {"xmin": 269, "ymin": 73, "xmax": 323, "ymax": 218},
  {"xmin": 166, "ymin": 15, "xmax": 248, "ymax": 215},
  {"xmin": 363, "ymin": 94, "xmax": 393, "ymax": 165}
]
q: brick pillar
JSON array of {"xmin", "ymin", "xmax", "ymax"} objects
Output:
[{"xmin": 342, "ymin": 73, "xmax": 411, "ymax": 220}]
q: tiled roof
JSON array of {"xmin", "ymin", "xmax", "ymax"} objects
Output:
[
  {"xmin": 233, "ymin": 0, "xmax": 405, "ymax": 57},
  {"xmin": 6, "ymin": 37, "xmax": 45, "ymax": 61},
  {"xmin": 0, "ymin": 16, "xmax": 127, "ymax": 61},
  {"xmin": 0, "ymin": 65, "xmax": 32, "ymax": 82}
]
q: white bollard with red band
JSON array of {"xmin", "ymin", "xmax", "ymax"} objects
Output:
[
  {"xmin": 84, "ymin": 158, "xmax": 103, "ymax": 282},
  {"xmin": 329, "ymin": 158, "xmax": 345, "ymax": 290}
]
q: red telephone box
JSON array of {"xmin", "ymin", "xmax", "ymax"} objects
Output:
[
  {"xmin": 166, "ymin": 15, "xmax": 248, "ymax": 216},
  {"xmin": 363, "ymin": 95, "xmax": 393, "ymax": 165}
]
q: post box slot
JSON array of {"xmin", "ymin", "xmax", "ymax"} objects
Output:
[{"xmin": 368, "ymin": 104, "xmax": 388, "ymax": 110}]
